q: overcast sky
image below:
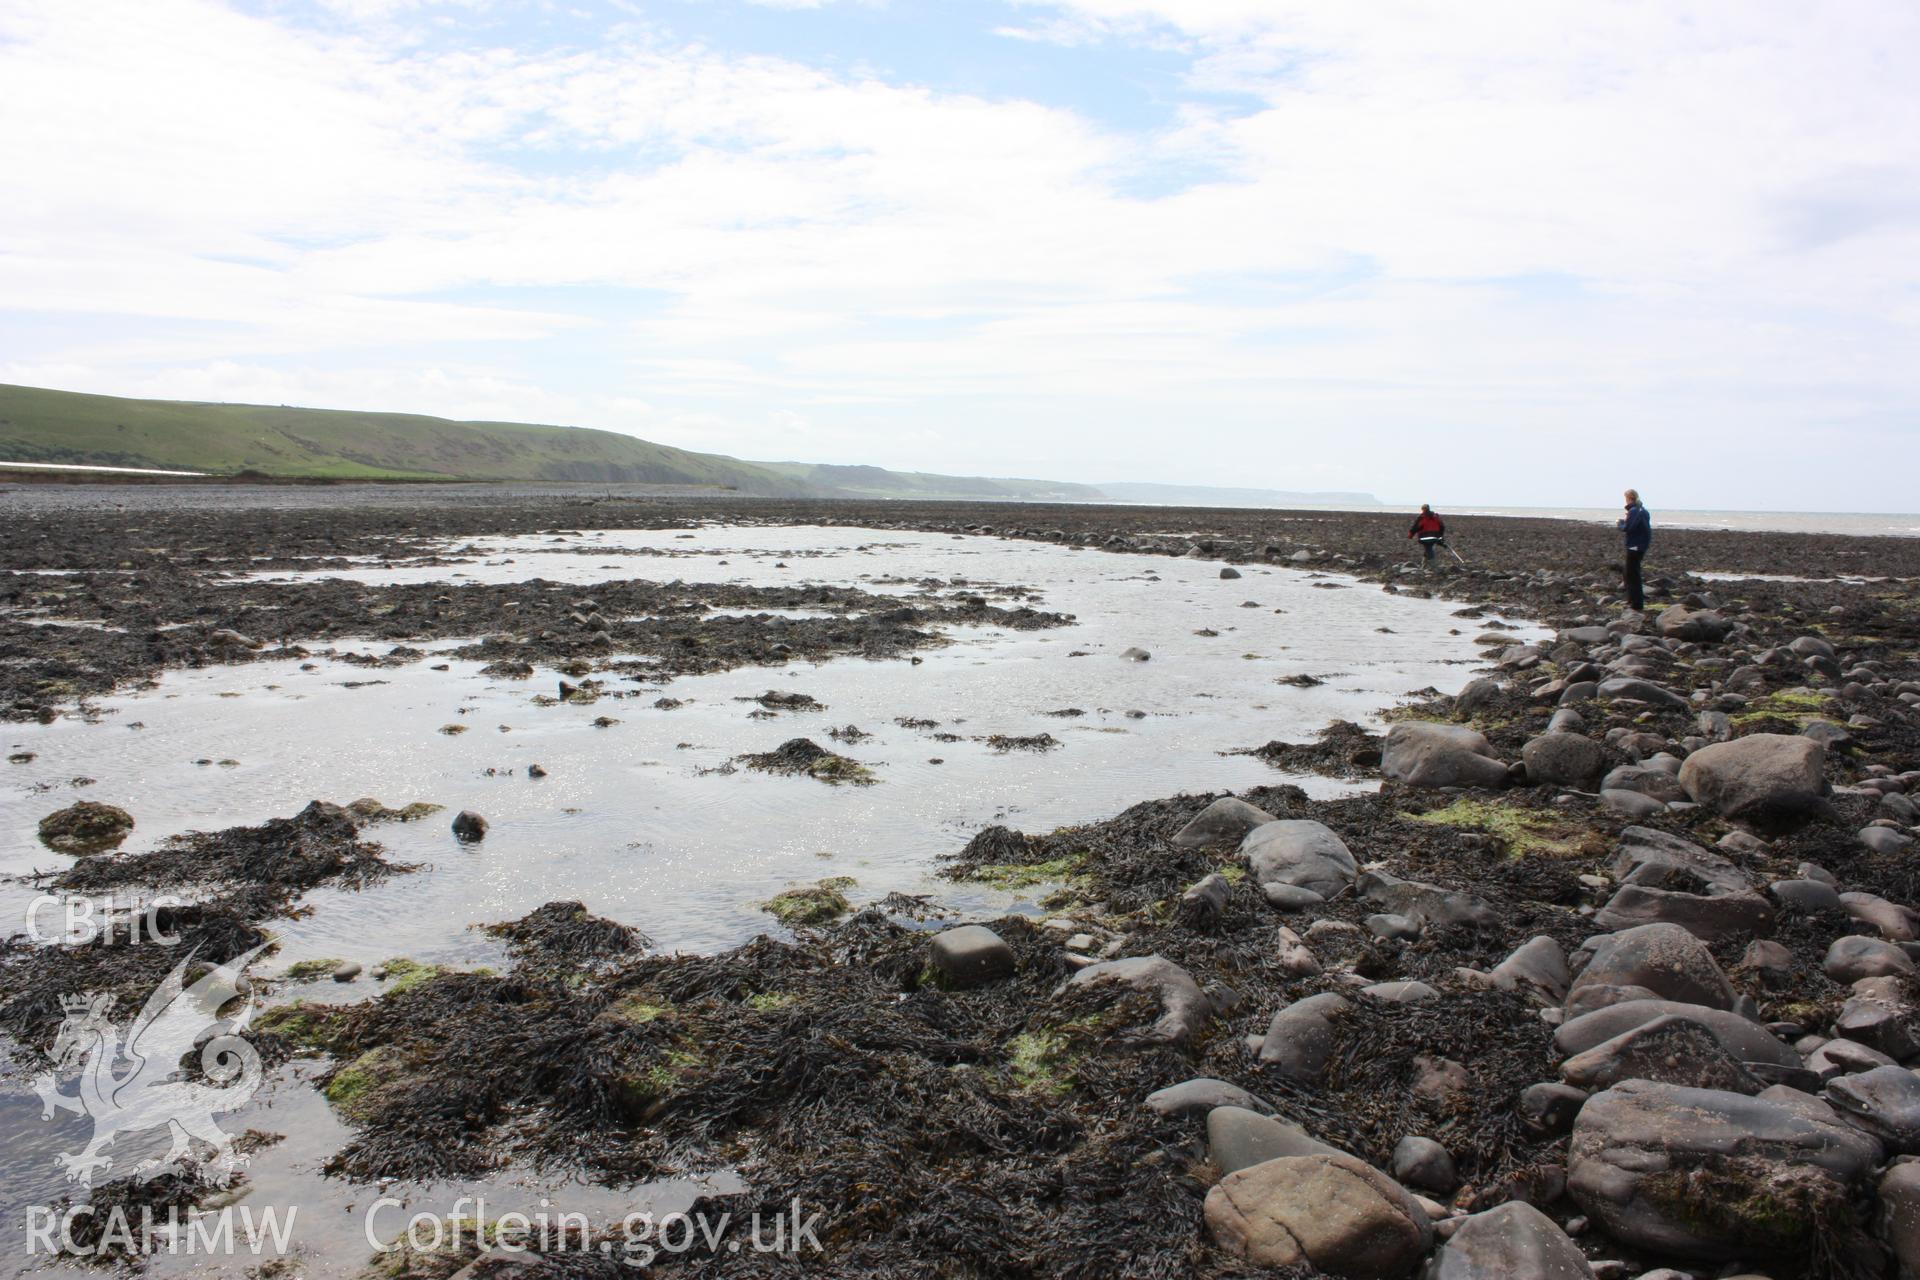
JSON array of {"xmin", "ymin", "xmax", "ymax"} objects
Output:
[{"xmin": 3, "ymin": 1, "xmax": 1916, "ymax": 510}]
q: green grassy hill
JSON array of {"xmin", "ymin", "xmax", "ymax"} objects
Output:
[
  {"xmin": 757, "ymin": 461, "xmax": 1107, "ymax": 502},
  {"xmin": 0, "ymin": 383, "xmax": 805, "ymax": 492}
]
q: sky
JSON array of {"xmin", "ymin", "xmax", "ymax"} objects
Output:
[{"xmin": 2, "ymin": 0, "xmax": 1917, "ymax": 510}]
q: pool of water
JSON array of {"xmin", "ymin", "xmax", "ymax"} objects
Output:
[
  {"xmin": 0, "ymin": 524, "xmax": 1545, "ymax": 1274},
  {"xmin": 4, "ymin": 527, "xmax": 1541, "ymax": 964}
]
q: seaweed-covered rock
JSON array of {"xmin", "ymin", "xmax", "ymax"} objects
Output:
[
  {"xmin": 1554, "ymin": 999, "xmax": 1799, "ymax": 1070},
  {"xmin": 1204, "ymin": 1152, "xmax": 1432, "ymax": 1275},
  {"xmin": 37, "ymin": 801, "xmax": 134, "ymax": 854},
  {"xmin": 1568, "ymin": 1080, "xmax": 1882, "ymax": 1260},
  {"xmin": 1062, "ymin": 955, "xmax": 1209, "ymax": 1044},
  {"xmin": 1559, "ymin": 1014, "xmax": 1767, "ymax": 1094},
  {"xmin": 1357, "ymin": 868, "xmax": 1496, "ymax": 929},
  {"xmin": 1591, "ymin": 885, "xmax": 1776, "ymax": 943}
]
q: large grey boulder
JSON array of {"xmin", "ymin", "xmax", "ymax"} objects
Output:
[
  {"xmin": 1062, "ymin": 955, "xmax": 1210, "ymax": 1044},
  {"xmin": 1560, "ymin": 1014, "xmax": 1767, "ymax": 1094},
  {"xmin": 1171, "ymin": 796, "xmax": 1276, "ymax": 849},
  {"xmin": 1678, "ymin": 733, "xmax": 1827, "ymax": 826},
  {"xmin": 1256, "ymin": 991, "xmax": 1352, "ymax": 1083},
  {"xmin": 1205, "ymin": 1152, "xmax": 1432, "ymax": 1275},
  {"xmin": 1827, "ymin": 1065, "xmax": 1920, "ymax": 1153},
  {"xmin": 1422, "ymin": 1201, "xmax": 1595, "ymax": 1280},
  {"xmin": 1207, "ymin": 1104, "xmax": 1342, "ymax": 1173},
  {"xmin": 1240, "ymin": 819, "xmax": 1357, "ymax": 900},
  {"xmin": 1591, "ymin": 884, "xmax": 1776, "ymax": 943},
  {"xmin": 1554, "ymin": 999, "xmax": 1799, "ymax": 1070},
  {"xmin": 1568, "ymin": 1080, "xmax": 1882, "ymax": 1259},
  {"xmin": 1382, "ymin": 722, "xmax": 1510, "ymax": 789},
  {"xmin": 1357, "ymin": 868, "xmax": 1497, "ymax": 929},
  {"xmin": 1567, "ymin": 923, "xmax": 1737, "ymax": 1011}
]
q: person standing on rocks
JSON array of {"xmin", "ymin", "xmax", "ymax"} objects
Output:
[
  {"xmin": 1617, "ymin": 488, "xmax": 1652, "ymax": 610},
  {"xmin": 1407, "ymin": 504, "xmax": 1447, "ymax": 570}
]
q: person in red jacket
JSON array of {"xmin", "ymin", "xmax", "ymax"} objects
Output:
[{"xmin": 1408, "ymin": 504, "xmax": 1446, "ymax": 570}]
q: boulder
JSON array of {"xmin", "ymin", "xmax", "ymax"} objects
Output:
[
  {"xmin": 1560, "ymin": 1014, "xmax": 1767, "ymax": 1094},
  {"xmin": 1601, "ymin": 789, "xmax": 1666, "ymax": 818},
  {"xmin": 1825, "ymin": 936, "xmax": 1915, "ymax": 984},
  {"xmin": 1522, "ymin": 732, "xmax": 1606, "ymax": 788},
  {"xmin": 1207, "ymin": 1105, "xmax": 1341, "ymax": 1173},
  {"xmin": 1879, "ymin": 1161, "xmax": 1920, "ymax": 1280},
  {"xmin": 1826, "ymin": 1065, "xmax": 1920, "ymax": 1153},
  {"xmin": 1553, "ymin": 1000, "xmax": 1800, "ymax": 1069},
  {"xmin": 1770, "ymin": 878, "xmax": 1844, "ymax": 914},
  {"xmin": 928, "ymin": 925, "xmax": 1016, "ymax": 988},
  {"xmin": 1519, "ymin": 1082, "xmax": 1590, "ymax": 1138},
  {"xmin": 1601, "ymin": 765, "xmax": 1689, "ymax": 804},
  {"xmin": 1423, "ymin": 1201, "xmax": 1596, "ymax": 1280},
  {"xmin": 1596, "ymin": 677, "xmax": 1690, "ymax": 710},
  {"xmin": 1256, "ymin": 991, "xmax": 1351, "ymax": 1083},
  {"xmin": 1592, "ymin": 885, "xmax": 1775, "ymax": 943},
  {"xmin": 1454, "ymin": 678, "xmax": 1502, "ymax": 717},
  {"xmin": 1145, "ymin": 1078, "xmax": 1270, "ymax": 1118},
  {"xmin": 1171, "ymin": 796, "xmax": 1277, "ymax": 849},
  {"xmin": 1491, "ymin": 936, "xmax": 1571, "ymax": 1002},
  {"xmin": 1381, "ymin": 723, "xmax": 1509, "ymax": 789},
  {"xmin": 1568, "ymin": 1080, "xmax": 1882, "ymax": 1259},
  {"xmin": 1835, "ymin": 976, "xmax": 1920, "ymax": 1060},
  {"xmin": 1611, "ymin": 826, "xmax": 1753, "ymax": 894},
  {"xmin": 37, "ymin": 801, "xmax": 135, "ymax": 855},
  {"xmin": 1390, "ymin": 1135, "xmax": 1457, "ymax": 1195},
  {"xmin": 1677, "ymin": 734, "xmax": 1827, "ymax": 827},
  {"xmin": 1842, "ymin": 892, "xmax": 1920, "ymax": 942},
  {"xmin": 1205, "ymin": 1153, "xmax": 1432, "ymax": 1275},
  {"xmin": 1063, "ymin": 955, "xmax": 1210, "ymax": 1044},
  {"xmin": 1241, "ymin": 819, "xmax": 1357, "ymax": 900},
  {"xmin": 1656, "ymin": 606, "xmax": 1733, "ymax": 642},
  {"xmin": 1567, "ymin": 923, "xmax": 1737, "ymax": 1011}
]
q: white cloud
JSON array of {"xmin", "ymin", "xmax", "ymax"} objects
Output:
[{"xmin": 1, "ymin": 0, "xmax": 1916, "ymax": 507}]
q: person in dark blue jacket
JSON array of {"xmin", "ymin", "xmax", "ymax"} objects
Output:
[{"xmin": 1616, "ymin": 489, "xmax": 1651, "ymax": 610}]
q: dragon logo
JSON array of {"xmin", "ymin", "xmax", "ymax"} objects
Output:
[{"xmin": 34, "ymin": 944, "xmax": 268, "ymax": 1187}]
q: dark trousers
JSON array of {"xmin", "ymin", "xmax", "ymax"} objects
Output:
[{"xmin": 1624, "ymin": 549, "xmax": 1645, "ymax": 610}]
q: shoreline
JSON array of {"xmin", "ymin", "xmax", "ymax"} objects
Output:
[{"xmin": 2, "ymin": 489, "xmax": 1919, "ymax": 1277}]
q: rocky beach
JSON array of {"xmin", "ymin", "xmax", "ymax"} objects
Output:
[{"xmin": 4, "ymin": 485, "xmax": 1920, "ymax": 1280}]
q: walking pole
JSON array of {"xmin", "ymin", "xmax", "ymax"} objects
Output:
[{"xmin": 1443, "ymin": 540, "xmax": 1467, "ymax": 565}]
